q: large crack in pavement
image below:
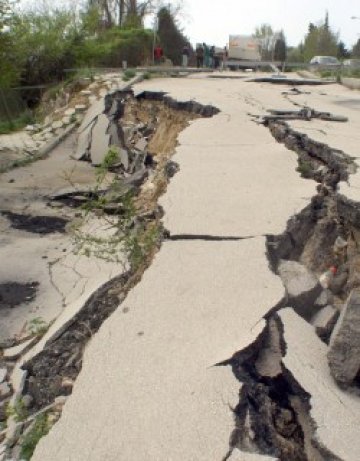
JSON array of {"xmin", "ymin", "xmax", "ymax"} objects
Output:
[
  {"xmin": 224, "ymin": 97, "xmax": 360, "ymax": 460},
  {"xmin": 10, "ymin": 92, "xmax": 219, "ymax": 413},
  {"xmin": 3, "ymin": 80, "xmax": 360, "ymax": 461},
  {"xmin": 0, "ymin": 89, "xmax": 221, "ymax": 458}
]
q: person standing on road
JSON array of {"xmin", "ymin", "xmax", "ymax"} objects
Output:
[
  {"xmin": 209, "ymin": 45, "xmax": 215, "ymax": 68},
  {"xmin": 196, "ymin": 43, "xmax": 204, "ymax": 68},
  {"xmin": 154, "ymin": 45, "xmax": 163, "ymax": 65},
  {"xmin": 182, "ymin": 44, "xmax": 190, "ymax": 67},
  {"xmin": 203, "ymin": 43, "xmax": 210, "ymax": 67}
]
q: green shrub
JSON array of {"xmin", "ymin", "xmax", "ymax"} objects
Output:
[
  {"xmin": 122, "ymin": 69, "xmax": 136, "ymax": 81},
  {"xmin": 0, "ymin": 111, "xmax": 35, "ymax": 134}
]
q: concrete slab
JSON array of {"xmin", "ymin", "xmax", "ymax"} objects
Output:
[
  {"xmin": 72, "ymin": 119, "xmax": 95, "ymax": 160},
  {"xmin": 160, "ymin": 142, "xmax": 313, "ymax": 237},
  {"xmin": 0, "ymin": 135, "xmax": 118, "ymax": 341},
  {"xmin": 77, "ymin": 99, "xmax": 105, "ymax": 134},
  {"xmin": 90, "ymin": 114, "xmax": 110, "ymax": 166},
  {"xmin": 279, "ymin": 308, "xmax": 360, "ymax": 461},
  {"xmin": 33, "ymin": 238, "xmax": 285, "ymax": 461}
]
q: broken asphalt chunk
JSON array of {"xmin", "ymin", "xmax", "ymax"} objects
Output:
[
  {"xmin": 278, "ymin": 260, "xmax": 322, "ymax": 320},
  {"xmin": 90, "ymin": 114, "xmax": 111, "ymax": 166},
  {"xmin": 328, "ymin": 288, "xmax": 360, "ymax": 387}
]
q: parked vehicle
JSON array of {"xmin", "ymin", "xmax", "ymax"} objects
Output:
[
  {"xmin": 228, "ymin": 35, "xmax": 261, "ymax": 62},
  {"xmin": 309, "ymin": 56, "xmax": 340, "ymax": 71}
]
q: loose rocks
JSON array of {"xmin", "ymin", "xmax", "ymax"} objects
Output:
[
  {"xmin": 328, "ymin": 289, "xmax": 360, "ymax": 387},
  {"xmin": 278, "ymin": 260, "xmax": 322, "ymax": 320}
]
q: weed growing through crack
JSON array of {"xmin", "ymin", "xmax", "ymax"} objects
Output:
[
  {"xmin": 296, "ymin": 159, "xmax": 313, "ymax": 178},
  {"xmin": 27, "ymin": 317, "xmax": 49, "ymax": 338},
  {"xmin": 6, "ymin": 398, "xmax": 28, "ymax": 423},
  {"xmin": 19, "ymin": 413, "xmax": 52, "ymax": 460},
  {"xmin": 72, "ymin": 147, "xmax": 161, "ymax": 269}
]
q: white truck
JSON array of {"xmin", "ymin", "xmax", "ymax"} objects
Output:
[{"xmin": 228, "ymin": 35, "xmax": 261, "ymax": 62}]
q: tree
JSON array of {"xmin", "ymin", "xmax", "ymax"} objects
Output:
[
  {"xmin": 302, "ymin": 14, "xmax": 338, "ymax": 61},
  {"xmin": 273, "ymin": 31, "xmax": 287, "ymax": 62},
  {"xmin": 0, "ymin": 0, "xmax": 18, "ymax": 87},
  {"xmin": 287, "ymin": 44, "xmax": 305, "ymax": 63},
  {"xmin": 87, "ymin": 0, "xmax": 154, "ymax": 28},
  {"xmin": 254, "ymin": 23, "xmax": 273, "ymax": 60},
  {"xmin": 157, "ymin": 6, "xmax": 187, "ymax": 65},
  {"xmin": 353, "ymin": 39, "xmax": 360, "ymax": 58},
  {"xmin": 337, "ymin": 41, "xmax": 350, "ymax": 60}
]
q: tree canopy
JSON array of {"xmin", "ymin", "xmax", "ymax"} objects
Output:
[{"xmin": 157, "ymin": 6, "xmax": 188, "ymax": 66}]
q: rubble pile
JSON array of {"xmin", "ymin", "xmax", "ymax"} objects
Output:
[{"xmin": 52, "ymin": 90, "xmax": 219, "ymax": 212}]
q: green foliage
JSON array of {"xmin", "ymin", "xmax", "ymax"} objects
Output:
[
  {"xmin": 122, "ymin": 68, "xmax": 136, "ymax": 81},
  {"xmin": 297, "ymin": 159, "xmax": 313, "ymax": 178},
  {"xmin": 303, "ymin": 14, "xmax": 338, "ymax": 62},
  {"xmin": 353, "ymin": 39, "xmax": 360, "ymax": 58},
  {"xmin": 0, "ymin": 111, "xmax": 34, "ymax": 134},
  {"xmin": 6, "ymin": 398, "xmax": 28, "ymax": 423},
  {"xmin": 273, "ymin": 31, "xmax": 287, "ymax": 62},
  {"xmin": 341, "ymin": 68, "xmax": 360, "ymax": 78},
  {"xmin": 72, "ymin": 145, "xmax": 160, "ymax": 269},
  {"xmin": 157, "ymin": 7, "xmax": 188, "ymax": 66},
  {"xmin": 337, "ymin": 41, "xmax": 350, "ymax": 59},
  {"xmin": 287, "ymin": 45, "xmax": 305, "ymax": 63},
  {"xmin": 20, "ymin": 413, "xmax": 51, "ymax": 460},
  {"xmin": 27, "ymin": 317, "xmax": 49, "ymax": 337},
  {"xmin": 0, "ymin": 1, "xmax": 18, "ymax": 86},
  {"xmin": 73, "ymin": 27, "xmax": 153, "ymax": 68},
  {"xmin": 254, "ymin": 24, "xmax": 274, "ymax": 60},
  {"xmin": 8, "ymin": 8, "xmax": 79, "ymax": 86},
  {"xmin": 1, "ymin": 3, "xmax": 153, "ymax": 90}
]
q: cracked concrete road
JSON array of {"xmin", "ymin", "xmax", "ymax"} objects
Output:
[
  {"xmin": 33, "ymin": 75, "xmax": 359, "ymax": 460},
  {"xmin": 0, "ymin": 134, "xmax": 125, "ymax": 342}
]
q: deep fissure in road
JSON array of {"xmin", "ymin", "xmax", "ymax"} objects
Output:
[
  {"xmin": 4, "ymin": 87, "xmax": 360, "ymax": 460},
  {"xmin": 1, "ymin": 90, "xmax": 220, "ymax": 460},
  {"xmin": 225, "ymin": 111, "xmax": 360, "ymax": 460},
  {"xmin": 18, "ymin": 92, "xmax": 219, "ymax": 412}
]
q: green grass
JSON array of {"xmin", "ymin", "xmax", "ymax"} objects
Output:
[
  {"xmin": 341, "ymin": 68, "xmax": 360, "ymax": 78},
  {"xmin": 122, "ymin": 69, "xmax": 136, "ymax": 82},
  {"xmin": 20, "ymin": 413, "xmax": 52, "ymax": 460},
  {"xmin": 296, "ymin": 159, "xmax": 313, "ymax": 178},
  {"xmin": 0, "ymin": 112, "xmax": 35, "ymax": 135},
  {"xmin": 6, "ymin": 398, "xmax": 28, "ymax": 423}
]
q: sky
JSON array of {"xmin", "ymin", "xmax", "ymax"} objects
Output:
[{"xmin": 169, "ymin": 0, "xmax": 360, "ymax": 49}]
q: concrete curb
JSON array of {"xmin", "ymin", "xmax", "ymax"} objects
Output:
[
  {"xmin": 35, "ymin": 122, "xmax": 78, "ymax": 160},
  {"xmin": 341, "ymin": 77, "xmax": 360, "ymax": 91}
]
